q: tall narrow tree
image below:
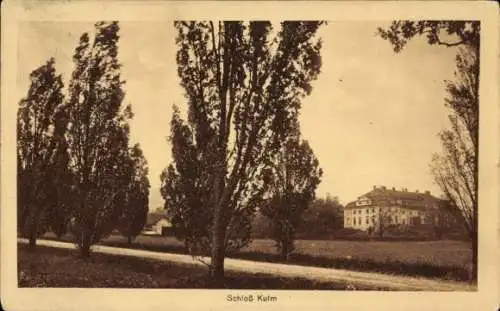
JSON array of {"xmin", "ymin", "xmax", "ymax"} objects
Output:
[
  {"xmin": 17, "ymin": 58, "xmax": 65, "ymax": 249},
  {"xmin": 379, "ymin": 20, "xmax": 479, "ymax": 280},
  {"xmin": 66, "ymin": 21, "xmax": 132, "ymax": 258},
  {"xmin": 43, "ymin": 104, "xmax": 75, "ymax": 238},
  {"xmin": 160, "ymin": 106, "xmax": 214, "ymax": 256},
  {"xmin": 261, "ymin": 126, "xmax": 322, "ymax": 261},
  {"xmin": 118, "ymin": 143, "xmax": 150, "ymax": 244},
  {"xmin": 163, "ymin": 21, "xmax": 324, "ymax": 283},
  {"xmin": 430, "ymin": 45, "xmax": 479, "ymax": 279}
]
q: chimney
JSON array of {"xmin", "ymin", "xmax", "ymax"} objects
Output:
[
  {"xmin": 381, "ymin": 186, "xmax": 386, "ymax": 190},
  {"xmin": 373, "ymin": 185, "xmax": 376, "ymax": 190},
  {"xmin": 425, "ymin": 190, "xmax": 430, "ymax": 195},
  {"xmin": 392, "ymin": 187, "xmax": 395, "ymax": 191},
  {"xmin": 415, "ymin": 189, "xmax": 419, "ymax": 193}
]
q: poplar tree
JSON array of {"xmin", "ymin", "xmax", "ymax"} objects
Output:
[
  {"xmin": 162, "ymin": 21, "xmax": 325, "ymax": 283},
  {"xmin": 118, "ymin": 143, "xmax": 150, "ymax": 244},
  {"xmin": 17, "ymin": 58, "xmax": 66, "ymax": 249},
  {"xmin": 66, "ymin": 21, "xmax": 132, "ymax": 258},
  {"xmin": 261, "ymin": 125, "xmax": 322, "ymax": 261}
]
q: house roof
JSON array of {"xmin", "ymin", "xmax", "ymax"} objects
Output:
[
  {"xmin": 146, "ymin": 212, "xmax": 169, "ymax": 225},
  {"xmin": 344, "ymin": 186, "xmax": 447, "ymax": 211}
]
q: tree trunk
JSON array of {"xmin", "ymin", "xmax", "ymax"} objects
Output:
[
  {"xmin": 280, "ymin": 235, "xmax": 292, "ymax": 261},
  {"xmin": 28, "ymin": 232, "xmax": 37, "ymax": 250},
  {"xmin": 210, "ymin": 217, "xmax": 226, "ymax": 287},
  {"xmin": 27, "ymin": 209, "xmax": 39, "ymax": 250},
  {"xmin": 471, "ymin": 233, "xmax": 477, "ymax": 281},
  {"xmin": 80, "ymin": 230, "xmax": 92, "ymax": 259},
  {"xmin": 281, "ymin": 247, "xmax": 290, "ymax": 262},
  {"xmin": 209, "ymin": 156, "xmax": 229, "ymax": 287}
]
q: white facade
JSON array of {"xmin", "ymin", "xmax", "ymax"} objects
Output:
[
  {"xmin": 343, "ymin": 186, "xmax": 439, "ymax": 231},
  {"xmin": 153, "ymin": 218, "xmax": 172, "ymax": 235},
  {"xmin": 344, "ymin": 205, "xmax": 429, "ymax": 231}
]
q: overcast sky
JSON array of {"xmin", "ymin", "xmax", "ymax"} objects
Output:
[{"xmin": 17, "ymin": 21, "xmax": 460, "ymax": 206}]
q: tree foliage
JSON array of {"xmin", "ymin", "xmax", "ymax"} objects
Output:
[
  {"xmin": 430, "ymin": 45, "xmax": 478, "ymax": 279},
  {"xmin": 43, "ymin": 110, "xmax": 75, "ymax": 239},
  {"xmin": 260, "ymin": 128, "xmax": 322, "ymax": 260},
  {"xmin": 299, "ymin": 195, "xmax": 344, "ymax": 238},
  {"xmin": 160, "ymin": 106, "xmax": 214, "ymax": 256},
  {"xmin": 379, "ymin": 20, "xmax": 479, "ymax": 280},
  {"xmin": 163, "ymin": 21, "xmax": 325, "ymax": 280},
  {"xmin": 66, "ymin": 21, "xmax": 133, "ymax": 258},
  {"xmin": 118, "ymin": 143, "xmax": 150, "ymax": 244},
  {"xmin": 17, "ymin": 58, "xmax": 66, "ymax": 248},
  {"xmin": 377, "ymin": 21, "xmax": 480, "ymax": 53}
]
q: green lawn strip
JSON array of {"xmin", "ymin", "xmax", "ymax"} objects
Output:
[
  {"xmin": 18, "ymin": 244, "xmax": 386, "ymax": 290},
  {"xmin": 39, "ymin": 234, "xmax": 473, "ymax": 283}
]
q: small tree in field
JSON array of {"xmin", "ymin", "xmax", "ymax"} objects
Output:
[
  {"xmin": 118, "ymin": 143, "xmax": 150, "ymax": 244},
  {"xmin": 260, "ymin": 127, "xmax": 322, "ymax": 261},
  {"xmin": 373, "ymin": 207, "xmax": 391, "ymax": 239},
  {"xmin": 160, "ymin": 106, "xmax": 214, "ymax": 256},
  {"xmin": 17, "ymin": 58, "xmax": 66, "ymax": 249}
]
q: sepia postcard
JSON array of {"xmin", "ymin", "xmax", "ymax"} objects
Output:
[{"xmin": 1, "ymin": 1, "xmax": 499, "ymax": 311}]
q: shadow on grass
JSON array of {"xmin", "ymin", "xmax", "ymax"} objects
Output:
[{"xmin": 18, "ymin": 244, "xmax": 384, "ymax": 290}]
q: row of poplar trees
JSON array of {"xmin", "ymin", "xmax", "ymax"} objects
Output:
[
  {"xmin": 160, "ymin": 21, "xmax": 325, "ymax": 284},
  {"xmin": 17, "ymin": 21, "xmax": 150, "ymax": 257}
]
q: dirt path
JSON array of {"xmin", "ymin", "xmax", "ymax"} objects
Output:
[{"xmin": 18, "ymin": 238, "xmax": 475, "ymax": 291}]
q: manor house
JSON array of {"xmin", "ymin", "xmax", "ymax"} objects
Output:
[{"xmin": 344, "ymin": 185, "xmax": 447, "ymax": 231}]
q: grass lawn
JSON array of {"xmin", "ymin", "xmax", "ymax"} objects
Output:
[
  {"xmin": 18, "ymin": 244, "xmax": 385, "ymax": 290},
  {"xmin": 43, "ymin": 233, "xmax": 473, "ymax": 282}
]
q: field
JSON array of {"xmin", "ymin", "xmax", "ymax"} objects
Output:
[
  {"xmin": 102, "ymin": 234, "xmax": 472, "ymax": 267},
  {"xmin": 47, "ymin": 233, "xmax": 472, "ymax": 282},
  {"xmin": 249, "ymin": 239, "xmax": 472, "ymax": 268},
  {"xmin": 18, "ymin": 244, "xmax": 384, "ymax": 290}
]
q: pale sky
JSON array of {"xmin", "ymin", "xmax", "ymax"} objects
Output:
[{"xmin": 17, "ymin": 21, "xmax": 459, "ymax": 207}]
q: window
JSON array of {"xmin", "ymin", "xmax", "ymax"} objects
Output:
[
  {"xmin": 358, "ymin": 217, "xmax": 362, "ymax": 225},
  {"xmin": 353, "ymin": 210, "xmax": 356, "ymax": 215},
  {"xmin": 366, "ymin": 208, "xmax": 369, "ymax": 213},
  {"xmin": 353, "ymin": 218, "xmax": 356, "ymax": 225},
  {"xmin": 366, "ymin": 217, "xmax": 369, "ymax": 224},
  {"xmin": 372, "ymin": 208, "xmax": 375, "ymax": 213},
  {"xmin": 395, "ymin": 216, "xmax": 398, "ymax": 223}
]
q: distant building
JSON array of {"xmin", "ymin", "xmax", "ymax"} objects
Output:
[
  {"xmin": 344, "ymin": 185, "xmax": 452, "ymax": 232},
  {"xmin": 144, "ymin": 212, "xmax": 173, "ymax": 236}
]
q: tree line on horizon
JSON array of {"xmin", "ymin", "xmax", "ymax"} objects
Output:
[{"xmin": 17, "ymin": 20, "xmax": 479, "ymax": 284}]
